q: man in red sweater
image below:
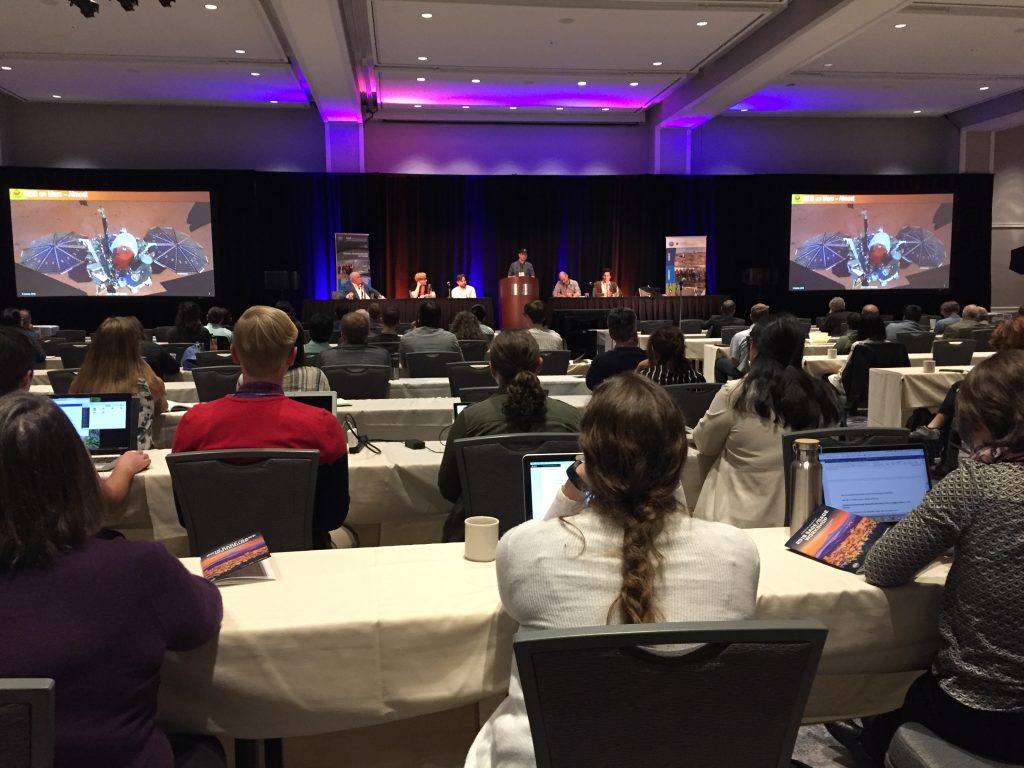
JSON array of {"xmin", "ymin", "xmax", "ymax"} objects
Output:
[{"xmin": 172, "ymin": 305, "xmax": 348, "ymax": 547}]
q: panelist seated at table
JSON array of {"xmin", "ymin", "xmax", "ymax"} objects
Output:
[
  {"xmin": 591, "ymin": 269, "xmax": 621, "ymax": 298},
  {"xmin": 410, "ymin": 272, "xmax": 437, "ymax": 299},
  {"xmin": 852, "ymin": 351, "xmax": 1024, "ymax": 765},
  {"xmin": 319, "ymin": 311, "xmax": 391, "ymax": 368},
  {"xmin": 0, "ymin": 326, "xmax": 151, "ymax": 508},
  {"xmin": 399, "ymin": 301, "xmax": 462, "ymax": 366},
  {"xmin": 465, "ymin": 374, "xmax": 759, "ymax": 768},
  {"xmin": 552, "ymin": 271, "xmax": 581, "ymax": 298},
  {"xmin": 439, "ymin": 330, "xmax": 580, "ymax": 542},
  {"xmin": 0, "ymin": 393, "xmax": 225, "ymax": 768},
  {"xmin": 507, "ymin": 248, "xmax": 535, "ymax": 278},
  {"xmin": 523, "ymin": 300, "xmax": 565, "ymax": 352},
  {"xmin": 173, "ymin": 306, "xmax": 349, "ymax": 548},
  {"xmin": 339, "ymin": 270, "xmax": 383, "ymax": 301},
  {"xmin": 450, "ymin": 273, "xmax": 477, "ymax": 299},
  {"xmin": 586, "ymin": 307, "xmax": 646, "ymax": 390},
  {"xmin": 693, "ymin": 315, "xmax": 841, "ymax": 528}
]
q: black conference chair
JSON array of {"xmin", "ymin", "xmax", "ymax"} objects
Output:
[
  {"xmin": 58, "ymin": 329, "xmax": 86, "ymax": 342},
  {"xmin": 46, "ymin": 368, "xmax": 79, "ymax": 396},
  {"xmin": 539, "ymin": 350, "xmax": 571, "ymax": 375},
  {"xmin": 932, "ymin": 339, "xmax": 976, "ymax": 366},
  {"xmin": 721, "ymin": 325, "xmax": 745, "ymax": 345},
  {"xmin": 795, "ymin": 319, "xmax": 813, "ymax": 338},
  {"xmin": 781, "ymin": 427, "xmax": 911, "ymax": 525},
  {"xmin": 885, "ymin": 723, "xmax": 1018, "ymax": 768},
  {"xmin": 0, "ymin": 678, "xmax": 55, "ymax": 768},
  {"xmin": 320, "ymin": 365, "xmax": 390, "ymax": 399},
  {"xmin": 167, "ymin": 448, "xmax": 319, "ymax": 556},
  {"xmin": 458, "ymin": 339, "xmax": 489, "ymax": 362},
  {"xmin": 516, "ymin": 620, "xmax": 827, "ymax": 768},
  {"xmin": 663, "ymin": 382, "xmax": 722, "ymax": 428},
  {"xmin": 453, "ymin": 433, "xmax": 580, "ymax": 538},
  {"xmin": 192, "ymin": 365, "xmax": 241, "ymax": 402},
  {"xmin": 405, "ymin": 351, "xmax": 463, "ymax": 378},
  {"xmin": 458, "ymin": 386, "xmax": 499, "ymax": 403},
  {"xmin": 40, "ymin": 337, "xmax": 65, "ymax": 357},
  {"xmin": 638, "ymin": 320, "xmax": 673, "ymax": 335},
  {"xmin": 194, "ymin": 350, "xmax": 235, "ymax": 367},
  {"xmin": 896, "ymin": 331, "xmax": 935, "ymax": 354},
  {"xmin": 679, "ymin": 319, "xmax": 705, "ymax": 335},
  {"xmin": 368, "ymin": 340, "xmax": 400, "ymax": 356},
  {"xmin": 971, "ymin": 326, "xmax": 995, "ymax": 351},
  {"xmin": 153, "ymin": 326, "xmax": 175, "ymax": 342},
  {"xmin": 447, "ymin": 362, "xmax": 495, "ymax": 397},
  {"xmin": 57, "ymin": 343, "xmax": 90, "ymax": 369},
  {"xmin": 841, "ymin": 342, "xmax": 911, "ymax": 414}
]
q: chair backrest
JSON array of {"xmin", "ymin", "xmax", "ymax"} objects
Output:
[
  {"xmin": 796, "ymin": 319, "xmax": 812, "ymax": 338},
  {"xmin": 191, "ymin": 365, "xmax": 242, "ymax": 402},
  {"xmin": 539, "ymin": 349, "xmax": 571, "ymax": 375},
  {"xmin": 841, "ymin": 342, "xmax": 910, "ymax": 412},
  {"xmin": 931, "ymin": 339, "xmax": 976, "ymax": 366},
  {"xmin": 455, "ymin": 433, "xmax": 580, "ymax": 536},
  {"xmin": 884, "ymin": 722, "xmax": 1016, "ymax": 768},
  {"xmin": 194, "ymin": 350, "xmax": 235, "ymax": 367},
  {"xmin": 167, "ymin": 449, "xmax": 319, "ymax": 555},
  {"xmin": 446, "ymin": 362, "xmax": 495, "ymax": 397},
  {"xmin": 57, "ymin": 343, "xmax": 90, "ymax": 369},
  {"xmin": 896, "ymin": 331, "xmax": 935, "ymax": 354},
  {"xmin": 153, "ymin": 326, "xmax": 175, "ymax": 342},
  {"xmin": 0, "ymin": 678, "xmax": 55, "ymax": 768},
  {"xmin": 637, "ymin": 320, "xmax": 672, "ymax": 335},
  {"xmin": 459, "ymin": 386, "xmax": 499, "ymax": 403},
  {"xmin": 662, "ymin": 382, "xmax": 723, "ymax": 428},
  {"xmin": 405, "ymin": 351, "xmax": 463, "ymax": 378},
  {"xmin": 971, "ymin": 326, "xmax": 994, "ymax": 350},
  {"xmin": 368, "ymin": 340, "xmax": 400, "ymax": 355},
  {"xmin": 721, "ymin": 325, "xmax": 744, "ymax": 345},
  {"xmin": 162, "ymin": 342, "xmax": 196, "ymax": 362},
  {"xmin": 40, "ymin": 337, "xmax": 65, "ymax": 357},
  {"xmin": 679, "ymin": 319, "xmax": 705, "ymax": 335},
  {"xmin": 458, "ymin": 339, "xmax": 489, "ymax": 362},
  {"xmin": 58, "ymin": 329, "xmax": 86, "ymax": 342},
  {"xmin": 516, "ymin": 620, "xmax": 827, "ymax": 768},
  {"xmin": 320, "ymin": 364, "xmax": 391, "ymax": 399},
  {"xmin": 45, "ymin": 368, "xmax": 79, "ymax": 396},
  {"xmin": 781, "ymin": 427, "xmax": 911, "ymax": 523}
]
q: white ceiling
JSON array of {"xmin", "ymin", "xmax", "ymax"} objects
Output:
[{"xmin": 0, "ymin": 0, "xmax": 1021, "ymax": 128}]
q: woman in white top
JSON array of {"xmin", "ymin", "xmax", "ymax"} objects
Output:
[
  {"xmin": 466, "ymin": 374, "xmax": 761, "ymax": 768},
  {"xmin": 693, "ymin": 314, "xmax": 841, "ymax": 527}
]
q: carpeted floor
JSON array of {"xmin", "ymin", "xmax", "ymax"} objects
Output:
[{"xmin": 792, "ymin": 724, "xmax": 863, "ymax": 767}]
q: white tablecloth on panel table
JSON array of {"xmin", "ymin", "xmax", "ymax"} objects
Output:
[{"xmin": 867, "ymin": 366, "xmax": 971, "ymax": 428}]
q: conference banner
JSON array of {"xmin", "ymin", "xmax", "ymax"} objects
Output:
[
  {"xmin": 665, "ymin": 236, "xmax": 707, "ymax": 296},
  {"xmin": 334, "ymin": 232, "xmax": 370, "ymax": 296}
]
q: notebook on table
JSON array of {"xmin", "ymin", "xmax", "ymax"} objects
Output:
[
  {"xmin": 522, "ymin": 453, "xmax": 579, "ymax": 522},
  {"xmin": 51, "ymin": 393, "xmax": 137, "ymax": 471}
]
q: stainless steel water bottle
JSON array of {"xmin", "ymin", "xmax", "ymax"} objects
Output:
[{"xmin": 789, "ymin": 438, "xmax": 823, "ymax": 535}]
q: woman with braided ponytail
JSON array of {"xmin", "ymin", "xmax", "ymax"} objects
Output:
[{"xmin": 465, "ymin": 374, "xmax": 759, "ymax": 767}]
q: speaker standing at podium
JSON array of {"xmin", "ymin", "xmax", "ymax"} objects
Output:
[{"xmin": 508, "ymin": 248, "xmax": 535, "ymax": 278}]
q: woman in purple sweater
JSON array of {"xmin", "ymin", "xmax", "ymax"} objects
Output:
[{"xmin": 0, "ymin": 393, "xmax": 224, "ymax": 768}]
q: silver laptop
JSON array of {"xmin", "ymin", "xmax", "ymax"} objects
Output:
[
  {"xmin": 285, "ymin": 390, "xmax": 338, "ymax": 414},
  {"xmin": 51, "ymin": 393, "xmax": 137, "ymax": 471},
  {"xmin": 820, "ymin": 445, "xmax": 931, "ymax": 523},
  {"xmin": 522, "ymin": 453, "xmax": 579, "ymax": 521}
]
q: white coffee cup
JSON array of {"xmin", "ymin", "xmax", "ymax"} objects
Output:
[
  {"xmin": 827, "ymin": 348, "xmax": 838, "ymax": 359},
  {"xmin": 922, "ymin": 359, "xmax": 936, "ymax": 373},
  {"xmin": 464, "ymin": 516, "xmax": 500, "ymax": 562}
]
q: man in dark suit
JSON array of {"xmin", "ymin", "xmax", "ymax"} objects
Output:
[
  {"xmin": 338, "ymin": 271, "xmax": 383, "ymax": 301},
  {"xmin": 591, "ymin": 269, "xmax": 621, "ymax": 298},
  {"xmin": 586, "ymin": 307, "xmax": 646, "ymax": 390},
  {"xmin": 702, "ymin": 300, "xmax": 746, "ymax": 338},
  {"xmin": 819, "ymin": 296, "xmax": 852, "ymax": 336},
  {"xmin": 319, "ymin": 311, "xmax": 391, "ymax": 367}
]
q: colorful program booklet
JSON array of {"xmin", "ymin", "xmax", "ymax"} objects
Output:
[
  {"xmin": 201, "ymin": 532, "xmax": 273, "ymax": 583},
  {"xmin": 786, "ymin": 505, "xmax": 892, "ymax": 573}
]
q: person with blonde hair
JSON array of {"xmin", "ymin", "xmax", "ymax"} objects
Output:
[
  {"xmin": 410, "ymin": 272, "xmax": 436, "ymax": 299},
  {"xmin": 173, "ymin": 306, "xmax": 349, "ymax": 547},
  {"xmin": 70, "ymin": 316, "xmax": 167, "ymax": 449},
  {"xmin": 465, "ymin": 374, "xmax": 759, "ymax": 767}
]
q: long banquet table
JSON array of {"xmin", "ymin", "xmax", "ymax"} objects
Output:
[
  {"xmin": 868, "ymin": 366, "xmax": 972, "ymax": 428},
  {"xmin": 547, "ymin": 295, "xmax": 721, "ymax": 321},
  {"xmin": 302, "ymin": 298, "xmax": 494, "ymax": 328},
  {"xmin": 157, "ymin": 528, "xmax": 947, "ymax": 741}
]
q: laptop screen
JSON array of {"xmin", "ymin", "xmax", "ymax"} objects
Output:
[
  {"xmin": 820, "ymin": 446, "xmax": 931, "ymax": 522},
  {"xmin": 453, "ymin": 402, "xmax": 470, "ymax": 420},
  {"xmin": 285, "ymin": 391, "xmax": 337, "ymax": 414},
  {"xmin": 51, "ymin": 394, "xmax": 135, "ymax": 455},
  {"xmin": 522, "ymin": 453, "xmax": 578, "ymax": 521}
]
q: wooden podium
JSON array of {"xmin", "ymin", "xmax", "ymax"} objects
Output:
[{"xmin": 499, "ymin": 276, "xmax": 540, "ymax": 329}]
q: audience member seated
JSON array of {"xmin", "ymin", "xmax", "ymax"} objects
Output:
[
  {"xmin": 167, "ymin": 301, "xmax": 212, "ymax": 350},
  {"xmin": 693, "ymin": 314, "xmax": 841, "ymax": 527},
  {"xmin": 523, "ymin": 300, "xmax": 564, "ymax": 351},
  {"xmin": 586, "ymin": 307, "xmax": 646, "ymax": 390},
  {"xmin": 464, "ymin": 374, "xmax": 760, "ymax": 767},
  {"xmin": 0, "ymin": 393, "xmax": 224, "ymax": 768},
  {"xmin": 471, "ymin": 304, "xmax": 495, "ymax": 337},
  {"xmin": 18, "ymin": 308, "xmax": 37, "ymax": 337},
  {"xmin": 942, "ymin": 304, "xmax": 988, "ymax": 338},
  {"xmin": 636, "ymin": 325, "xmax": 704, "ymax": 385},
  {"xmin": 303, "ymin": 313, "xmax": 333, "ymax": 355},
  {"xmin": 827, "ymin": 312, "xmax": 888, "ymax": 395},
  {"xmin": 439, "ymin": 331, "xmax": 581, "ymax": 541},
  {"xmin": 71, "ymin": 317, "xmax": 167, "ymax": 450},
  {"xmin": 714, "ymin": 302, "xmax": 769, "ymax": 383},
  {"xmin": 331, "ymin": 303, "xmax": 351, "ymax": 334},
  {"xmin": 885, "ymin": 304, "xmax": 928, "ymax": 341},
  {"xmin": 934, "ymin": 300, "xmax": 962, "ymax": 334},
  {"xmin": 203, "ymin": 306, "xmax": 233, "ymax": 346},
  {"xmin": 173, "ymin": 306, "xmax": 349, "ymax": 547},
  {"xmin": 852, "ymin": 351, "xmax": 1024, "ymax": 765},
  {"xmin": 281, "ymin": 320, "xmax": 330, "ymax": 391},
  {"xmin": 819, "ymin": 296, "xmax": 852, "ymax": 336},
  {"xmin": 367, "ymin": 302, "xmax": 385, "ymax": 335},
  {"xmin": 399, "ymin": 301, "xmax": 462, "ymax": 366},
  {"xmin": 140, "ymin": 337, "xmax": 181, "ymax": 381},
  {"xmin": 833, "ymin": 311, "xmax": 862, "ymax": 355},
  {"xmin": 450, "ymin": 310, "xmax": 489, "ymax": 341},
  {"xmin": 319, "ymin": 312, "xmax": 391, "ymax": 368},
  {"xmin": 702, "ymin": 299, "xmax": 746, "ymax": 338},
  {"xmin": 368, "ymin": 305, "xmax": 402, "ymax": 344},
  {"xmin": 1, "ymin": 306, "xmax": 45, "ymax": 363}
]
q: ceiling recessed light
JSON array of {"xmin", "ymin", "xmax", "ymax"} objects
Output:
[
  {"xmin": 740, "ymin": 108, "xmax": 749, "ymax": 112},
  {"xmin": 250, "ymin": 72, "xmax": 260, "ymax": 77},
  {"xmin": 979, "ymin": 85, "xmax": 990, "ymax": 91},
  {"xmin": 235, "ymin": 49, "xmax": 246, "ymax": 54},
  {"xmin": 417, "ymin": 56, "xmax": 428, "ymax": 61},
  {"xmin": 51, "ymin": 94, "xmax": 61, "ymax": 99},
  {"xmin": 894, "ymin": 23, "xmax": 907, "ymax": 28},
  {"xmin": 204, "ymin": 3, "xmax": 217, "ymax": 9},
  {"xmin": 269, "ymin": 100, "xmax": 278, "ymax": 104},
  {"xmin": 509, "ymin": 106, "xmax": 517, "ymax": 110},
  {"xmin": 577, "ymin": 80, "xmax": 587, "ymax": 86},
  {"xmin": 913, "ymin": 109, "xmax": 922, "ymax": 114},
  {"xmin": 629, "ymin": 81, "xmax": 639, "ymax": 87},
  {"xmin": 824, "ymin": 63, "xmax": 833, "ymax": 67},
  {"xmin": 471, "ymin": 78, "xmax": 481, "ymax": 83},
  {"xmin": 421, "ymin": 12, "xmax": 432, "ymax": 18},
  {"xmin": 652, "ymin": 61, "xmax": 663, "ymax": 66},
  {"xmin": 0, "ymin": 66, "xmax": 11, "ymax": 71},
  {"xmin": 414, "ymin": 104, "xmax": 422, "ymax": 108},
  {"xmin": 696, "ymin": 20, "xmax": 708, "ymax": 26},
  {"xmin": 555, "ymin": 107, "xmax": 564, "ymax": 111},
  {"xmin": 601, "ymin": 107, "xmax": 610, "ymax": 111},
  {"xmin": 416, "ymin": 77, "xmax": 426, "ymax": 82},
  {"xmin": 462, "ymin": 105, "xmax": 470, "ymax": 109}
]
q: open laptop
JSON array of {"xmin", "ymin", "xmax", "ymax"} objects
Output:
[
  {"xmin": 819, "ymin": 445, "xmax": 931, "ymax": 523},
  {"xmin": 285, "ymin": 390, "xmax": 338, "ymax": 414},
  {"xmin": 452, "ymin": 402, "xmax": 471, "ymax": 421},
  {"xmin": 522, "ymin": 452, "xmax": 579, "ymax": 522},
  {"xmin": 51, "ymin": 393, "xmax": 137, "ymax": 471}
]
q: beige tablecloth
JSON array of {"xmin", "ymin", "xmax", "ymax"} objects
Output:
[
  {"xmin": 867, "ymin": 366, "xmax": 971, "ymax": 428},
  {"xmin": 389, "ymin": 375, "xmax": 589, "ymax": 399},
  {"xmin": 30, "ymin": 380, "xmax": 200, "ymax": 403},
  {"xmin": 594, "ymin": 329, "xmax": 651, "ymax": 353},
  {"xmin": 704, "ymin": 341, "xmax": 837, "ymax": 374},
  {"xmin": 157, "ymin": 529, "xmax": 946, "ymax": 739},
  {"xmin": 804, "ymin": 351, "xmax": 995, "ymax": 381}
]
